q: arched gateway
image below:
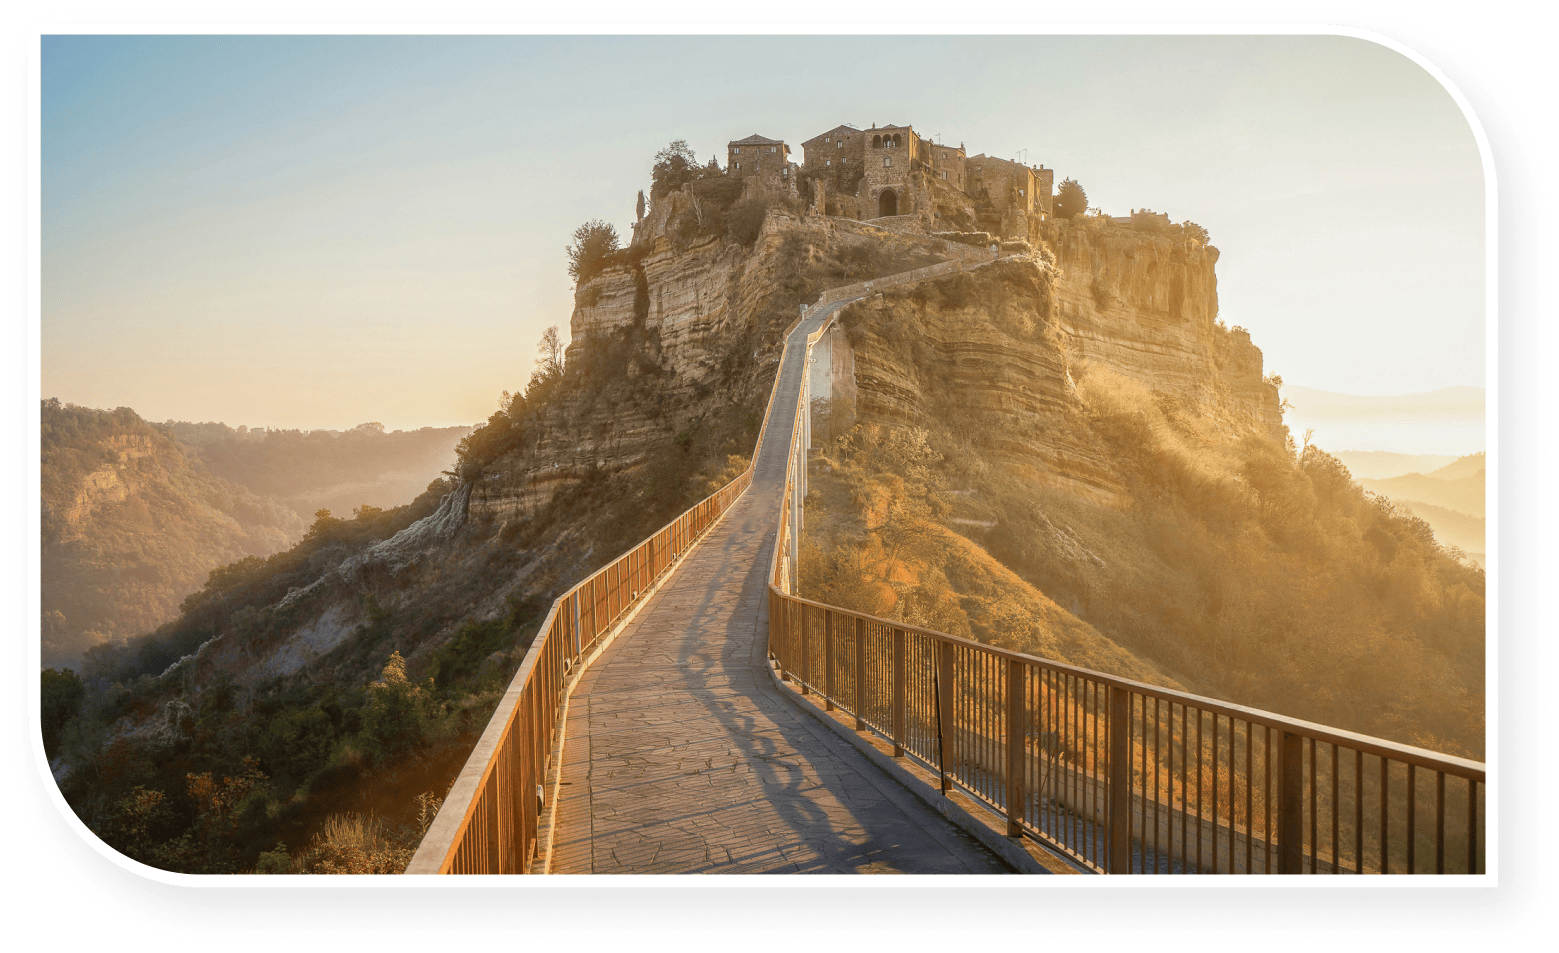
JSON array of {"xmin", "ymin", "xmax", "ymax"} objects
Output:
[{"xmin": 878, "ymin": 189, "xmax": 898, "ymax": 217}]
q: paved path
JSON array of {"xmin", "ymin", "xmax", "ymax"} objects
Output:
[{"xmin": 549, "ymin": 300, "xmax": 1012, "ymax": 874}]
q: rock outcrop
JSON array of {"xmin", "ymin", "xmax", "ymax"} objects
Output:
[{"xmin": 826, "ymin": 219, "xmax": 1284, "ymax": 504}]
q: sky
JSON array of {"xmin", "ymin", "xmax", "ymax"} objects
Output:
[{"xmin": 40, "ymin": 34, "xmax": 1485, "ymax": 433}]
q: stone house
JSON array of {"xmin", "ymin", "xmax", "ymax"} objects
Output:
[{"xmin": 728, "ymin": 134, "xmax": 791, "ymax": 179}]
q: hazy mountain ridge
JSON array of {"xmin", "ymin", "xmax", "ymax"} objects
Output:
[
  {"xmin": 41, "ymin": 401, "xmax": 308, "ymax": 670},
  {"xmin": 1331, "ymin": 450, "xmax": 1458, "ymax": 480},
  {"xmin": 167, "ymin": 420, "xmax": 471, "ymax": 521}
]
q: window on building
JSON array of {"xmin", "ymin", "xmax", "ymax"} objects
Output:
[
  {"xmin": 826, "ymin": 160, "xmax": 831, "ymax": 167},
  {"xmin": 837, "ymin": 141, "xmax": 843, "ymax": 148},
  {"xmin": 734, "ymin": 147, "xmax": 740, "ymax": 154},
  {"xmin": 771, "ymin": 146, "xmax": 777, "ymax": 153},
  {"xmin": 842, "ymin": 158, "xmax": 848, "ymax": 164},
  {"xmin": 825, "ymin": 137, "xmax": 830, "ymax": 143},
  {"xmin": 736, "ymin": 162, "xmax": 741, "ymax": 169},
  {"xmin": 883, "ymin": 157, "xmax": 891, "ymax": 167}
]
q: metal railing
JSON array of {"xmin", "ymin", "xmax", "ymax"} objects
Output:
[
  {"xmin": 404, "ymin": 280, "xmax": 827, "ymax": 875},
  {"xmin": 767, "ymin": 303, "xmax": 1487, "ymax": 875}
]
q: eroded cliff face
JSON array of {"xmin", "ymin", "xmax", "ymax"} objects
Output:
[
  {"xmin": 467, "ymin": 196, "xmax": 948, "ymax": 523},
  {"xmin": 1043, "ymin": 217, "xmax": 1283, "ymax": 442},
  {"xmin": 831, "ymin": 221, "xmax": 1284, "ymax": 506}
]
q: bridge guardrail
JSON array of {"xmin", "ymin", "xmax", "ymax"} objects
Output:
[
  {"xmin": 405, "ymin": 256, "xmax": 835, "ymax": 874},
  {"xmin": 767, "ymin": 280, "xmax": 1487, "ymax": 875}
]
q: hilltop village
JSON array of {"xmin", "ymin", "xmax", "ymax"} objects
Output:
[{"xmin": 711, "ymin": 121, "xmax": 1169, "ymax": 241}]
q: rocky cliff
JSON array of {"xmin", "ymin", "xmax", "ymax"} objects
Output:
[
  {"xmin": 1043, "ymin": 217, "xmax": 1283, "ymax": 442},
  {"xmin": 802, "ymin": 220, "xmax": 1480, "ymax": 757},
  {"xmin": 829, "ymin": 221, "xmax": 1283, "ymax": 506}
]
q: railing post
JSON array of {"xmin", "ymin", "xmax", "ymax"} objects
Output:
[
  {"xmin": 1107, "ymin": 685, "xmax": 1132, "ymax": 874},
  {"xmin": 1278, "ymin": 730, "xmax": 1304, "ymax": 874},
  {"xmin": 824, "ymin": 610, "xmax": 836, "ymax": 711},
  {"xmin": 854, "ymin": 616, "xmax": 867, "ymax": 731},
  {"xmin": 1005, "ymin": 657, "xmax": 1025, "ymax": 837},
  {"xmin": 799, "ymin": 604, "xmax": 810, "ymax": 696},
  {"xmin": 891, "ymin": 628, "xmax": 905, "ymax": 756},
  {"xmin": 937, "ymin": 640, "xmax": 954, "ymax": 794}
]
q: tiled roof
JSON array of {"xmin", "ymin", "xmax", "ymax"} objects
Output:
[{"xmin": 729, "ymin": 133, "xmax": 785, "ymax": 146}]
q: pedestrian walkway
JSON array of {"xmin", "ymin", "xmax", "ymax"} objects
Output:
[{"xmin": 548, "ymin": 298, "xmax": 1012, "ymax": 874}]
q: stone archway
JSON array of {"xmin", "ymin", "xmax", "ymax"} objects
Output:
[{"xmin": 878, "ymin": 189, "xmax": 898, "ymax": 217}]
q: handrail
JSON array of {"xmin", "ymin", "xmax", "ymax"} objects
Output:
[
  {"xmin": 766, "ymin": 274, "xmax": 1487, "ymax": 875},
  {"xmin": 403, "ymin": 252, "xmax": 915, "ymax": 874},
  {"xmin": 406, "ymin": 452, "xmax": 755, "ymax": 874}
]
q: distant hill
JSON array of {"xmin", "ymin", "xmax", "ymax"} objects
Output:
[
  {"xmin": 1358, "ymin": 466, "xmax": 1484, "ymax": 519},
  {"xmin": 1349, "ymin": 452, "xmax": 1486, "ymax": 564},
  {"xmin": 1427, "ymin": 452, "xmax": 1486, "ymax": 481},
  {"xmin": 41, "ymin": 401, "xmax": 307, "ymax": 670},
  {"xmin": 41, "ymin": 402, "xmax": 472, "ymax": 671},
  {"xmin": 168, "ymin": 420, "xmax": 470, "ymax": 520},
  {"xmin": 1331, "ymin": 450, "xmax": 1458, "ymax": 480},
  {"xmin": 1395, "ymin": 500, "xmax": 1485, "ymax": 567}
]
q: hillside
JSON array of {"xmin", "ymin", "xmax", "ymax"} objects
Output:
[
  {"xmin": 41, "ymin": 401, "xmax": 307, "ymax": 670},
  {"xmin": 1354, "ymin": 452, "xmax": 1486, "ymax": 566},
  {"xmin": 800, "ymin": 219, "xmax": 1483, "ymax": 759}
]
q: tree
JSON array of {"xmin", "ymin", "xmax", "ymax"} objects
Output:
[
  {"xmin": 565, "ymin": 219, "xmax": 620, "ymax": 284},
  {"xmin": 650, "ymin": 139, "xmax": 699, "ymax": 197},
  {"xmin": 1055, "ymin": 178, "xmax": 1088, "ymax": 219},
  {"xmin": 537, "ymin": 325, "xmax": 564, "ymax": 377}
]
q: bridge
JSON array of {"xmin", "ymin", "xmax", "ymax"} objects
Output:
[{"xmin": 406, "ymin": 250, "xmax": 1486, "ymax": 876}]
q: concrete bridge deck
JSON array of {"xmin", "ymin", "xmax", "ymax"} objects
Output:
[{"xmin": 548, "ymin": 299, "xmax": 1012, "ymax": 874}]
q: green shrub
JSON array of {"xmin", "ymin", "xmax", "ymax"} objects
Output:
[{"xmin": 359, "ymin": 652, "xmax": 433, "ymax": 767}]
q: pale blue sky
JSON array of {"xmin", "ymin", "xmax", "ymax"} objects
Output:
[{"xmin": 41, "ymin": 34, "xmax": 1484, "ymax": 431}]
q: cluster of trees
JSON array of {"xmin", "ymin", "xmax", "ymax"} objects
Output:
[
  {"xmin": 46, "ymin": 579, "xmax": 543, "ymax": 874},
  {"xmin": 46, "ymin": 656, "xmax": 432, "ymax": 873},
  {"xmin": 1054, "ymin": 178, "xmax": 1087, "ymax": 219}
]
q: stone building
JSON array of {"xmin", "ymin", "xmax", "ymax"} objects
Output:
[
  {"xmin": 800, "ymin": 124, "xmax": 865, "ymax": 174},
  {"xmin": 727, "ymin": 134, "xmax": 791, "ymax": 179},
  {"xmin": 966, "ymin": 155, "xmax": 1039, "ymax": 216},
  {"xmin": 859, "ymin": 124, "xmax": 921, "ymax": 217},
  {"xmin": 750, "ymin": 119, "xmax": 1060, "ymax": 238}
]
